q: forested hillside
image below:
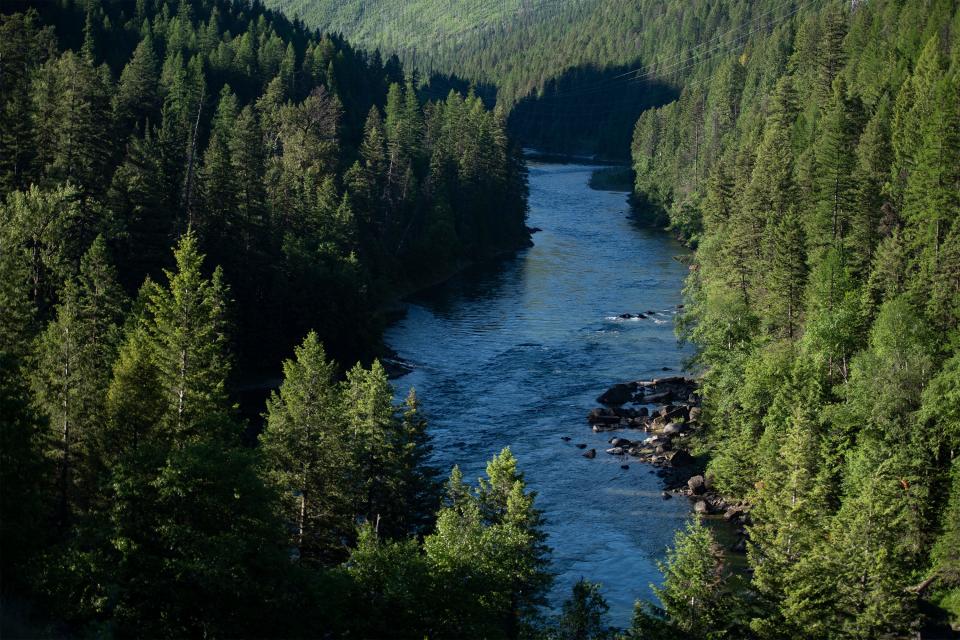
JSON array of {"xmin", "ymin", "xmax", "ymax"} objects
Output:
[
  {"xmin": 627, "ymin": 0, "xmax": 960, "ymax": 636},
  {"xmin": 0, "ymin": 1, "xmax": 565, "ymax": 637},
  {"xmin": 1, "ymin": 0, "xmax": 529, "ymax": 370},
  {"xmin": 273, "ymin": 0, "xmax": 835, "ymax": 157}
]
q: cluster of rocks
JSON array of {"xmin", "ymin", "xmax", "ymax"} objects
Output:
[
  {"xmin": 585, "ymin": 378, "xmax": 701, "ymax": 469},
  {"xmin": 671, "ymin": 475, "xmax": 752, "ymax": 552},
  {"xmin": 594, "ymin": 376, "xmax": 699, "ymax": 407},
  {"xmin": 579, "ymin": 375, "xmax": 752, "ymax": 554}
]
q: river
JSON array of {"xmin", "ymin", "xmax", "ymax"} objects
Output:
[{"xmin": 385, "ymin": 161, "xmax": 694, "ymax": 627}]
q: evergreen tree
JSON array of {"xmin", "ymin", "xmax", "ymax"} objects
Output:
[
  {"xmin": 0, "ymin": 11, "xmax": 55, "ymax": 193},
  {"xmin": 1, "ymin": 184, "xmax": 86, "ymax": 313},
  {"xmin": 260, "ymin": 331, "xmax": 354, "ymax": 563},
  {"xmin": 342, "ymin": 359, "xmax": 398, "ymax": 530},
  {"xmin": 424, "ymin": 451, "xmax": 553, "ymax": 639},
  {"xmin": 393, "ymin": 389, "xmax": 443, "ymax": 536},
  {"xmin": 113, "ymin": 33, "xmax": 161, "ymax": 139},
  {"xmin": 198, "ymin": 85, "xmax": 240, "ymax": 250},
  {"xmin": 108, "ymin": 128, "xmax": 176, "ymax": 288},
  {"xmin": 0, "ymin": 353, "xmax": 50, "ymax": 590},
  {"xmin": 810, "ymin": 76, "xmax": 863, "ymax": 263},
  {"xmin": 764, "ymin": 209, "xmax": 808, "ymax": 339},
  {"xmin": 553, "ymin": 579, "xmax": 612, "ymax": 640},
  {"xmin": 632, "ymin": 518, "xmax": 726, "ymax": 639},
  {"xmin": 30, "ymin": 51, "xmax": 112, "ymax": 198},
  {"xmin": 143, "ymin": 231, "xmax": 231, "ymax": 440},
  {"xmin": 31, "ymin": 238, "xmax": 125, "ymax": 527}
]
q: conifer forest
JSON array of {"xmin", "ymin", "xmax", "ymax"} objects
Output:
[{"xmin": 1, "ymin": 0, "xmax": 958, "ymax": 638}]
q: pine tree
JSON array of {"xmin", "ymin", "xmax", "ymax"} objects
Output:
[
  {"xmin": 816, "ymin": 7, "xmax": 848, "ymax": 104},
  {"xmin": 342, "ymin": 359, "xmax": 398, "ymax": 530},
  {"xmin": 849, "ymin": 96, "xmax": 892, "ymax": 280},
  {"xmin": 477, "ymin": 447, "xmax": 553, "ymax": 638},
  {"xmin": 0, "ymin": 352, "xmax": 49, "ymax": 589},
  {"xmin": 198, "ymin": 85, "xmax": 239, "ymax": 251},
  {"xmin": 0, "ymin": 228, "xmax": 37, "ymax": 361},
  {"xmin": 260, "ymin": 331, "xmax": 354, "ymax": 563},
  {"xmin": 748, "ymin": 403, "xmax": 829, "ymax": 635},
  {"xmin": 764, "ymin": 208, "xmax": 808, "ymax": 339},
  {"xmin": 394, "ymin": 389, "xmax": 442, "ymax": 536},
  {"xmin": 113, "ymin": 33, "xmax": 161, "ymax": 139},
  {"xmin": 30, "ymin": 51, "xmax": 112, "ymax": 198},
  {"xmin": 554, "ymin": 579, "xmax": 611, "ymax": 640},
  {"xmin": 903, "ymin": 68, "xmax": 960, "ymax": 329},
  {"xmin": 1, "ymin": 184, "xmax": 86, "ymax": 314},
  {"xmin": 31, "ymin": 237, "xmax": 125, "ymax": 526},
  {"xmin": 931, "ymin": 460, "xmax": 960, "ymax": 590},
  {"xmin": 424, "ymin": 452, "xmax": 553, "ymax": 639},
  {"xmin": 634, "ymin": 518, "xmax": 726, "ymax": 639},
  {"xmin": 0, "ymin": 11, "xmax": 55, "ymax": 193},
  {"xmin": 104, "ymin": 323, "xmax": 165, "ymax": 460},
  {"xmin": 810, "ymin": 76, "xmax": 864, "ymax": 264},
  {"xmin": 144, "ymin": 231, "xmax": 231, "ymax": 440},
  {"xmin": 108, "ymin": 128, "xmax": 176, "ymax": 288}
]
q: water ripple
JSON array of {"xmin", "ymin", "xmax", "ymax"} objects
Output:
[{"xmin": 385, "ymin": 162, "xmax": 693, "ymax": 627}]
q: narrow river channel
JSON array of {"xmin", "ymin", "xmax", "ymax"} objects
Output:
[{"xmin": 385, "ymin": 161, "xmax": 694, "ymax": 626}]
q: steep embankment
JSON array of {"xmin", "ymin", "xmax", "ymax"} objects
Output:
[{"xmin": 629, "ymin": 0, "xmax": 960, "ymax": 635}]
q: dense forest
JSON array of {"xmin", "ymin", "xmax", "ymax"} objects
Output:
[
  {"xmin": 0, "ymin": 0, "xmax": 570, "ymax": 637},
  {"xmin": 272, "ymin": 0, "xmax": 841, "ymax": 157},
  {"xmin": 3, "ymin": 0, "xmax": 959, "ymax": 638},
  {"xmin": 1, "ymin": 0, "xmax": 530, "ymax": 370},
  {"xmin": 627, "ymin": 0, "xmax": 960, "ymax": 637}
]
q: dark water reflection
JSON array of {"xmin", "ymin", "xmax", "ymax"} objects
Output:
[{"xmin": 385, "ymin": 162, "xmax": 693, "ymax": 626}]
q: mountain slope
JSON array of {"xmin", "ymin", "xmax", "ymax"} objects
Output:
[{"xmin": 269, "ymin": 0, "xmax": 831, "ymax": 157}]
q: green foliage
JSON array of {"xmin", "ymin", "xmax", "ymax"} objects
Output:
[
  {"xmin": 635, "ymin": 1, "xmax": 960, "ymax": 637},
  {"xmin": 261, "ymin": 331, "xmax": 353, "ymax": 563},
  {"xmin": 630, "ymin": 518, "xmax": 727, "ymax": 640},
  {"xmin": 424, "ymin": 449, "xmax": 553, "ymax": 639},
  {"xmin": 551, "ymin": 579, "xmax": 612, "ymax": 640}
]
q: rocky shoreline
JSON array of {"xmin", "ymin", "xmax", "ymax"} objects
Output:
[{"xmin": 580, "ymin": 375, "xmax": 752, "ymax": 553}]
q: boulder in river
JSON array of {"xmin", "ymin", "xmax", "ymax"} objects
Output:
[
  {"xmin": 561, "ymin": 436, "xmax": 571, "ymax": 441},
  {"xmin": 662, "ymin": 491, "xmax": 672, "ymax": 500},
  {"xmin": 621, "ymin": 464, "xmax": 630, "ymax": 470},
  {"xmin": 597, "ymin": 383, "xmax": 636, "ymax": 406},
  {"xmin": 724, "ymin": 506, "xmax": 746, "ymax": 522},
  {"xmin": 606, "ymin": 447, "xmax": 625, "ymax": 455},
  {"xmin": 576, "ymin": 443, "xmax": 587, "ymax": 449},
  {"xmin": 592, "ymin": 423, "xmax": 621, "ymax": 433},
  {"xmin": 610, "ymin": 437, "xmax": 633, "ymax": 447},
  {"xmin": 688, "ymin": 475, "xmax": 706, "ymax": 495},
  {"xmin": 662, "ymin": 422, "xmax": 687, "ymax": 436},
  {"xmin": 694, "ymin": 500, "xmax": 710, "ymax": 514},
  {"xmin": 583, "ymin": 448, "xmax": 597, "ymax": 459},
  {"xmin": 645, "ymin": 390, "xmax": 672, "ymax": 404}
]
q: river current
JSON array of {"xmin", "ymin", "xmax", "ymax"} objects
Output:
[{"xmin": 385, "ymin": 162, "xmax": 693, "ymax": 626}]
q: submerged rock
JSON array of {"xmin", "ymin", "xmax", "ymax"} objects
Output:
[{"xmin": 583, "ymin": 448, "xmax": 597, "ymax": 459}]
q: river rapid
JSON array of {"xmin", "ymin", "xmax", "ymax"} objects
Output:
[{"xmin": 385, "ymin": 161, "xmax": 693, "ymax": 626}]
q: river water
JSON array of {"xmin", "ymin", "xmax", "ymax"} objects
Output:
[{"xmin": 385, "ymin": 162, "xmax": 693, "ymax": 627}]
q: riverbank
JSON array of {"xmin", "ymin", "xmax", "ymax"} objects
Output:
[{"xmin": 584, "ymin": 373, "xmax": 752, "ymax": 557}]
